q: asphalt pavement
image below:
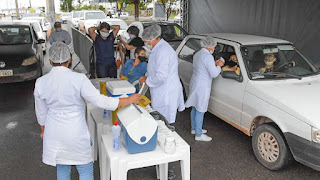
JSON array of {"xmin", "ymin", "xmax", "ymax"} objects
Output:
[{"xmin": 1, "ymin": 16, "xmax": 320, "ymax": 180}]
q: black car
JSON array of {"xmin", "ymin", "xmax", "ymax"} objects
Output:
[
  {"xmin": 129, "ymin": 21, "xmax": 189, "ymax": 50},
  {"xmin": 0, "ymin": 22, "xmax": 45, "ymax": 83}
]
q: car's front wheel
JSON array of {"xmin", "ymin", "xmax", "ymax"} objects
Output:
[{"xmin": 252, "ymin": 124, "xmax": 293, "ymax": 170}]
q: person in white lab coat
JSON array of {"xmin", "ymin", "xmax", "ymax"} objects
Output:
[
  {"xmin": 34, "ymin": 42, "xmax": 140, "ymax": 180},
  {"xmin": 139, "ymin": 24, "xmax": 185, "ymax": 126},
  {"xmin": 185, "ymin": 37, "xmax": 224, "ymax": 142}
]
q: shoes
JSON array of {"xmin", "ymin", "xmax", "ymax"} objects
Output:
[
  {"xmin": 191, "ymin": 129, "xmax": 207, "ymax": 134},
  {"xmin": 195, "ymin": 134, "xmax": 212, "ymax": 141}
]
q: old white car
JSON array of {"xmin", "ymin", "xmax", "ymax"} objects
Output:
[
  {"xmin": 178, "ymin": 33, "xmax": 320, "ymax": 171},
  {"xmin": 78, "ymin": 10, "xmax": 108, "ymax": 34}
]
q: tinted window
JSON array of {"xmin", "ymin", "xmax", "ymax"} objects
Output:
[
  {"xmin": 0, "ymin": 26, "xmax": 32, "ymax": 44},
  {"xmin": 178, "ymin": 38, "xmax": 202, "ymax": 63}
]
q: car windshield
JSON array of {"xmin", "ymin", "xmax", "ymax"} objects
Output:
[
  {"xmin": 22, "ymin": 13, "xmax": 40, "ymax": 18},
  {"xmin": 73, "ymin": 12, "xmax": 80, "ymax": 18},
  {"xmin": 0, "ymin": 26, "xmax": 32, "ymax": 45},
  {"xmin": 85, "ymin": 12, "xmax": 106, "ymax": 20},
  {"xmin": 145, "ymin": 24, "xmax": 187, "ymax": 41},
  {"xmin": 61, "ymin": 13, "xmax": 70, "ymax": 17},
  {"xmin": 108, "ymin": 21, "xmax": 128, "ymax": 30},
  {"xmin": 241, "ymin": 44, "xmax": 320, "ymax": 80}
]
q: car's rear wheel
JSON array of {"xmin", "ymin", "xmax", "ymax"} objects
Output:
[{"xmin": 252, "ymin": 124, "xmax": 293, "ymax": 170}]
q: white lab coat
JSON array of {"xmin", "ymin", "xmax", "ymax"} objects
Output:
[
  {"xmin": 34, "ymin": 66, "xmax": 119, "ymax": 166},
  {"xmin": 185, "ymin": 48, "xmax": 221, "ymax": 113},
  {"xmin": 146, "ymin": 39, "xmax": 185, "ymax": 124}
]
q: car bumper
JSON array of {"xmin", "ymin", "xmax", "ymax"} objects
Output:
[
  {"xmin": 0, "ymin": 63, "xmax": 41, "ymax": 83},
  {"xmin": 285, "ymin": 132, "xmax": 320, "ymax": 171}
]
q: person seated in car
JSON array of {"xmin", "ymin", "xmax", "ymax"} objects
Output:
[
  {"xmin": 259, "ymin": 53, "xmax": 277, "ymax": 73},
  {"xmin": 12, "ymin": 27, "xmax": 30, "ymax": 43},
  {"xmin": 222, "ymin": 54, "xmax": 240, "ymax": 75}
]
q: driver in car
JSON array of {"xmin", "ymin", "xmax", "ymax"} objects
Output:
[
  {"xmin": 222, "ymin": 54, "xmax": 240, "ymax": 75},
  {"xmin": 259, "ymin": 53, "xmax": 277, "ymax": 73}
]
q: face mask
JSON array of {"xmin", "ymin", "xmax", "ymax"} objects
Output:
[
  {"xmin": 145, "ymin": 42, "xmax": 153, "ymax": 50},
  {"xmin": 56, "ymin": 28, "xmax": 62, "ymax": 32},
  {"xmin": 100, "ymin": 31, "xmax": 110, "ymax": 38},
  {"xmin": 138, "ymin": 56, "xmax": 147, "ymax": 62},
  {"xmin": 209, "ymin": 49, "xmax": 214, "ymax": 54},
  {"xmin": 265, "ymin": 58, "xmax": 276, "ymax": 66},
  {"xmin": 228, "ymin": 60, "xmax": 238, "ymax": 67},
  {"xmin": 129, "ymin": 34, "xmax": 136, "ymax": 39}
]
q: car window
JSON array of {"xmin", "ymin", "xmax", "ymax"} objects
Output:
[
  {"xmin": 178, "ymin": 38, "xmax": 202, "ymax": 63},
  {"xmin": 0, "ymin": 26, "xmax": 32, "ymax": 44},
  {"xmin": 85, "ymin": 12, "xmax": 106, "ymax": 20},
  {"xmin": 160, "ymin": 25, "xmax": 187, "ymax": 41},
  {"xmin": 241, "ymin": 44, "xmax": 319, "ymax": 79}
]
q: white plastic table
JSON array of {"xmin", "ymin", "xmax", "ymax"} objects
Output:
[
  {"xmin": 86, "ymin": 77, "xmax": 115, "ymax": 161},
  {"xmin": 97, "ymin": 122, "xmax": 190, "ymax": 180}
]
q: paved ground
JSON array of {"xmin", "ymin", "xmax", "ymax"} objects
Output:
[{"xmin": 1, "ymin": 16, "xmax": 320, "ymax": 180}]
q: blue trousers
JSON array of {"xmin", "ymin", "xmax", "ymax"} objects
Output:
[
  {"xmin": 96, "ymin": 62, "xmax": 117, "ymax": 78},
  {"xmin": 191, "ymin": 107, "xmax": 205, "ymax": 137},
  {"xmin": 57, "ymin": 162, "xmax": 93, "ymax": 180}
]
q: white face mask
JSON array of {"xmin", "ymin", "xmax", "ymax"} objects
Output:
[
  {"xmin": 56, "ymin": 28, "xmax": 62, "ymax": 32},
  {"xmin": 209, "ymin": 49, "xmax": 214, "ymax": 54},
  {"xmin": 100, "ymin": 31, "xmax": 110, "ymax": 38},
  {"xmin": 145, "ymin": 41, "xmax": 153, "ymax": 50},
  {"xmin": 129, "ymin": 34, "xmax": 136, "ymax": 39}
]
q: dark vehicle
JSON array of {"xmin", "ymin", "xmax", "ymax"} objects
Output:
[
  {"xmin": 129, "ymin": 21, "xmax": 188, "ymax": 50},
  {"xmin": 0, "ymin": 22, "xmax": 45, "ymax": 83}
]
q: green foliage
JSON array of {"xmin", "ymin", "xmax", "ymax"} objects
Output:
[
  {"xmin": 73, "ymin": 5, "xmax": 105, "ymax": 11},
  {"xmin": 60, "ymin": 0, "xmax": 73, "ymax": 12}
]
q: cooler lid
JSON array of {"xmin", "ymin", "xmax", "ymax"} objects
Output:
[
  {"xmin": 117, "ymin": 104, "xmax": 158, "ymax": 145},
  {"xmin": 106, "ymin": 80, "xmax": 136, "ymax": 95}
]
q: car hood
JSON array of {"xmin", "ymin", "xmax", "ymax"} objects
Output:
[
  {"xmin": 0, "ymin": 44, "xmax": 35, "ymax": 67},
  {"xmin": 246, "ymin": 76, "xmax": 320, "ymax": 127}
]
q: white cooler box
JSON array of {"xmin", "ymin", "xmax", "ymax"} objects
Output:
[
  {"xmin": 106, "ymin": 80, "xmax": 136, "ymax": 97},
  {"xmin": 117, "ymin": 104, "xmax": 158, "ymax": 154}
]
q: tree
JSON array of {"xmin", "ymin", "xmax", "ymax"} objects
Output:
[
  {"xmin": 60, "ymin": 0, "xmax": 72, "ymax": 12},
  {"xmin": 109, "ymin": 0, "xmax": 141, "ymax": 21},
  {"xmin": 158, "ymin": 0, "xmax": 179, "ymax": 21}
]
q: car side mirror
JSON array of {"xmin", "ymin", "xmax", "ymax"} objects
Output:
[
  {"xmin": 37, "ymin": 39, "xmax": 45, "ymax": 44},
  {"xmin": 221, "ymin": 71, "xmax": 243, "ymax": 82}
]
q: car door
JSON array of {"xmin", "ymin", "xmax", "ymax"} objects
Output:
[
  {"xmin": 208, "ymin": 39, "xmax": 248, "ymax": 125},
  {"xmin": 177, "ymin": 35, "xmax": 203, "ymax": 96}
]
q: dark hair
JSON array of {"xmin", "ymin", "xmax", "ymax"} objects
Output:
[
  {"xmin": 127, "ymin": 26, "xmax": 139, "ymax": 37},
  {"xmin": 100, "ymin": 22, "xmax": 110, "ymax": 30},
  {"xmin": 134, "ymin": 47, "xmax": 145, "ymax": 55},
  {"xmin": 54, "ymin": 21, "xmax": 62, "ymax": 28}
]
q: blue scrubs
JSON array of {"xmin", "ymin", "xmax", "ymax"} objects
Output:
[{"xmin": 121, "ymin": 59, "xmax": 147, "ymax": 91}]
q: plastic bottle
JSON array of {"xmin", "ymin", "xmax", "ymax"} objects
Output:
[{"xmin": 112, "ymin": 120, "xmax": 121, "ymax": 151}]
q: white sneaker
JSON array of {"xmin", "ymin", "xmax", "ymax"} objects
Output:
[
  {"xmin": 195, "ymin": 134, "xmax": 212, "ymax": 142},
  {"xmin": 191, "ymin": 129, "xmax": 207, "ymax": 135}
]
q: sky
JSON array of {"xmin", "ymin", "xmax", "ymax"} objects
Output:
[{"xmin": 1, "ymin": 0, "xmax": 79, "ymax": 12}]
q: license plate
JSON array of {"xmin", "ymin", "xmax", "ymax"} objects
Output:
[{"xmin": 0, "ymin": 70, "xmax": 13, "ymax": 77}]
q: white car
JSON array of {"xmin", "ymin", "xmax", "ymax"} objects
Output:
[
  {"xmin": 69, "ymin": 11, "xmax": 81, "ymax": 28},
  {"xmin": 178, "ymin": 33, "xmax": 320, "ymax": 171},
  {"xmin": 60, "ymin": 12, "xmax": 71, "ymax": 24},
  {"xmin": 14, "ymin": 20, "xmax": 46, "ymax": 52},
  {"xmin": 116, "ymin": 12, "xmax": 129, "ymax": 20},
  {"xmin": 22, "ymin": 17, "xmax": 51, "ymax": 32},
  {"xmin": 174, "ymin": 13, "xmax": 180, "ymax": 23},
  {"xmin": 105, "ymin": 18, "xmax": 128, "ymax": 36},
  {"xmin": 78, "ymin": 10, "xmax": 108, "ymax": 34}
]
